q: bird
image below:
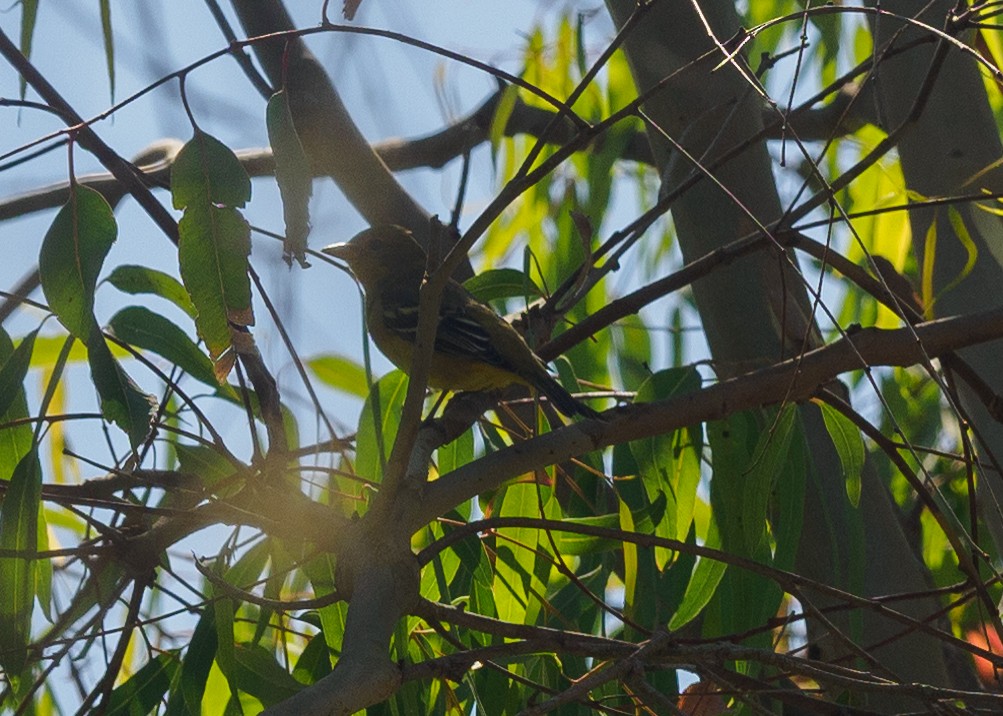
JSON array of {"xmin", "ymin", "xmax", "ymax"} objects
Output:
[{"xmin": 323, "ymin": 225, "xmax": 600, "ymax": 419}]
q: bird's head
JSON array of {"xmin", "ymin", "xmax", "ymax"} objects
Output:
[{"xmin": 323, "ymin": 225, "xmax": 427, "ymax": 286}]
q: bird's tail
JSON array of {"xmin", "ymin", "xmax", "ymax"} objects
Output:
[{"xmin": 534, "ymin": 373, "xmax": 601, "ymax": 420}]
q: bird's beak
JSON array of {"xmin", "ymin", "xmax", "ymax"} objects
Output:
[{"xmin": 322, "ymin": 242, "xmax": 354, "ymax": 261}]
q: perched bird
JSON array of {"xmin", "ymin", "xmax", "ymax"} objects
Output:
[{"xmin": 323, "ymin": 225, "xmax": 599, "ymax": 419}]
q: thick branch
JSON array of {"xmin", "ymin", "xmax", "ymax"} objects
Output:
[{"xmin": 413, "ymin": 307, "xmax": 1003, "ymax": 530}]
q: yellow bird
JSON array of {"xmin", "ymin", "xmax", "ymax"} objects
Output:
[{"xmin": 323, "ymin": 225, "xmax": 599, "ymax": 419}]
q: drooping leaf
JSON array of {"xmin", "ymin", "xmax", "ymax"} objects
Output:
[
  {"xmin": 741, "ymin": 404, "xmax": 797, "ymax": 552},
  {"xmin": 172, "ymin": 131, "xmax": 254, "ymax": 381},
  {"xmin": 18, "ymin": 0, "xmax": 39, "ymax": 100},
  {"xmin": 302, "ymin": 555, "xmax": 347, "ymax": 654},
  {"xmin": 618, "ymin": 498, "xmax": 637, "ymax": 610},
  {"xmin": 0, "ymin": 330, "xmax": 34, "ymax": 485},
  {"xmin": 356, "ymin": 370, "xmax": 409, "ymax": 485},
  {"xmin": 171, "ymin": 130, "xmax": 252, "ymax": 210},
  {"xmin": 39, "ymin": 185, "xmax": 118, "ymax": 338},
  {"xmin": 667, "ymin": 521, "xmax": 727, "ymax": 631},
  {"xmin": 0, "ymin": 449, "xmax": 41, "ymax": 675},
  {"xmin": 266, "ymin": 90, "xmax": 312, "ymax": 266},
  {"xmin": 99, "ymin": 0, "xmax": 115, "ymax": 101},
  {"xmin": 0, "ymin": 329, "xmax": 37, "ymax": 419},
  {"xmin": 86, "ymin": 328, "xmax": 156, "ymax": 449},
  {"xmin": 436, "ymin": 425, "xmax": 474, "ymax": 475},
  {"xmin": 106, "ymin": 264, "xmax": 196, "ymax": 318},
  {"xmin": 177, "ymin": 204, "xmax": 253, "ymax": 372},
  {"xmin": 109, "ymin": 305, "xmax": 217, "ymax": 388},
  {"xmin": 488, "ymin": 84, "xmax": 519, "ymax": 161},
  {"xmin": 707, "ymin": 411, "xmax": 761, "ymax": 555},
  {"xmin": 630, "ymin": 367, "xmax": 702, "ymax": 558},
  {"xmin": 940, "ymin": 207, "xmax": 980, "ymax": 298},
  {"xmin": 818, "ymin": 400, "xmax": 865, "ymax": 507}
]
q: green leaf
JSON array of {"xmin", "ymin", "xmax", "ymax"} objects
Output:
[
  {"xmin": 106, "ymin": 264, "xmax": 197, "ymax": 318},
  {"xmin": 707, "ymin": 410, "xmax": 770, "ymax": 556},
  {"xmin": 175, "ymin": 443, "xmax": 239, "ymax": 492},
  {"xmin": 552, "ymin": 514, "xmax": 620, "ymax": 555},
  {"xmin": 172, "ymin": 131, "xmax": 254, "ymax": 382},
  {"xmin": 86, "ymin": 328, "xmax": 156, "ymax": 448},
  {"xmin": 0, "ymin": 329, "xmax": 37, "ymax": 419},
  {"xmin": 166, "ymin": 609, "xmax": 217, "ymax": 716},
  {"xmin": 0, "ymin": 449, "xmax": 41, "ymax": 675},
  {"xmin": 39, "ymin": 185, "xmax": 118, "ymax": 338},
  {"xmin": 171, "ymin": 130, "xmax": 252, "ymax": 210},
  {"xmin": 630, "ymin": 368, "xmax": 702, "ymax": 552},
  {"xmin": 437, "ymin": 425, "xmax": 474, "ymax": 475},
  {"xmin": 618, "ymin": 498, "xmax": 638, "ymax": 610},
  {"xmin": 356, "ymin": 370, "xmax": 409, "ymax": 484},
  {"xmin": 741, "ymin": 404, "xmax": 797, "ymax": 551},
  {"xmin": 292, "ymin": 633, "xmax": 332, "ymax": 686},
  {"xmin": 667, "ymin": 553, "xmax": 727, "ymax": 631},
  {"xmin": 302, "ymin": 555, "xmax": 347, "ymax": 654},
  {"xmin": 488, "ymin": 84, "xmax": 519, "ymax": 158},
  {"xmin": 266, "ymin": 90, "xmax": 313, "ymax": 266},
  {"xmin": 463, "ymin": 268, "xmax": 543, "ymax": 303},
  {"xmin": 0, "ymin": 331, "xmax": 34, "ymax": 485},
  {"xmin": 495, "ymin": 483, "xmax": 551, "ymax": 625},
  {"xmin": 233, "ymin": 642, "xmax": 302, "ymax": 706},
  {"xmin": 109, "ymin": 306, "xmax": 217, "ymax": 388},
  {"xmin": 307, "ymin": 354, "xmax": 369, "ymax": 398},
  {"xmin": 18, "ymin": 0, "xmax": 38, "ymax": 100},
  {"xmin": 208, "ymin": 564, "xmax": 239, "ymax": 701},
  {"xmin": 105, "ymin": 653, "xmax": 180, "ymax": 716},
  {"xmin": 941, "ymin": 207, "xmax": 979, "ymax": 298},
  {"xmin": 177, "ymin": 203, "xmax": 253, "ymax": 373},
  {"xmin": 99, "ymin": 0, "xmax": 115, "ymax": 101},
  {"xmin": 34, "ymin": 508, "xmax": 51, "ymax": 624},
  {"xmin": 818, "ymin": 401, "xmax": 865, "ymax": 507}
]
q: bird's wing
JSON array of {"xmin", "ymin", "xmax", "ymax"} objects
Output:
[{"xmin": 379, "ymin": 283, "xmax": 513, "ymax": 370}]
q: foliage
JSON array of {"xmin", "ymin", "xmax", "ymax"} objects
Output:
[{"xmin": 2, "ymin": 1, "xmax": 1003, "ymax": 714}]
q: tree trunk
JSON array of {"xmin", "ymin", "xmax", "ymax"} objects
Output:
[{"xmin": 605, "ymin": 0, "xmax": 952, "ymax": 705}]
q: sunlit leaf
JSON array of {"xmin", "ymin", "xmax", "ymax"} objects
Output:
[
  {"xmin": 171, "ymin": 130, "xmax": 252, "ymax": 210},
  {"xmin": 464, "ymin": 268, "xmax": 543, "ymax": 303},
  {"xmin": 166, "ymin": 609, "xmax": 217, "ymax": 716},
  {"xmin": 39, "ymin": 185, "xmax": 117, "ymax": 338},
  {"xmin": 105, "ymin": 653, "xmax": 179, "ymax": 716},
  {"xmin": 86, "ymin": 328, "xmax": 156, "ymax": 448},
  {"xmin": 172, "ymin": 131, "xmax": 254, "ymax": 380},
  {"xmin": 0, "ymin": 449, "xmax": 41, "ymax": 674},
  {"xmin": 109, "ymin": 305, "xmax": 217, "ymax": 388},
  {"xmin": 631, "ymin": 368, "xmax": 702, "ymax": 550},
  {"xmin": 356, "ymin": 370, "xmax": 409, "ymax": 485},
  {"xmin": 307, "ymin": 353, "xmax": 369, "ymax": 399},
  {"xmin": 106, "ymin": 264, "xmax": 197, "ymax": 318},
  {"xmin": 667, "ymin": 521, "xmax": 726, "ymax": 631},
  {"xmin": 234, "ymin": 642, "xmax": 303, "ymax": 706},
  {"xmin": 818, "ymin": 401, "xmax": 865, "ymax": 507},
  {"xmin": 0, "ymin": 329, "xmax": 36, "ymax": 419},
  {"xmin": 489, "ymin": 84, "xmax": 519, "ymax": 161}
]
